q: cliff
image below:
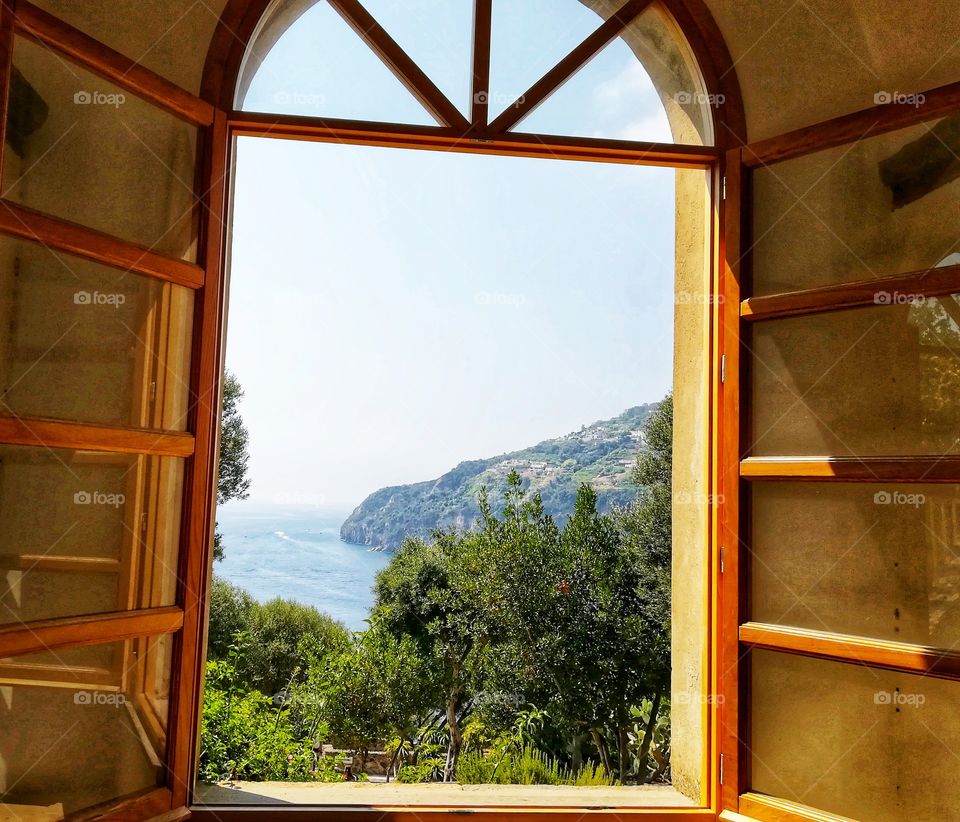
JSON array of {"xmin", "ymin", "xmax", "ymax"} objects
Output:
[{"xmin": 340, "ymin": 404, "xmax": 657, "ymax": 551}]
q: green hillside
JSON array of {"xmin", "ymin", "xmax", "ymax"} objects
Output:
[{"xmin": 340, "ymin": 403, "xmax": 658, "ymax": 550}]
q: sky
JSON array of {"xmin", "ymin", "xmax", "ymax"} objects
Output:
[{"xmin": 224, "ymin": 0, "xmax": 676, "ymax": 509}]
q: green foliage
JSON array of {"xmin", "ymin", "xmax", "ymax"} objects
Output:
[
  {"xmin": 241, "ymin": 598, "xmax": 349, "ymax": 696},
  {"xmin": 207, "ymin": 576, "xmax": 256, "ymax": 661},
  {"xmin": 456, "ymin": 746, "xmax": 615, "ymax": 786},
  {"xmin": 301, "ymin": 622, "xmax": 437, "ymax": 756},
  {"xmin": 201, "ymin": 394, "xmax": 675, "ymax": 787},
  {"xmin": 199, "ymin": 656, "xmax": 343, "ymax": 783},
  {"xmin": 373, "ymin": 531, "xmax": 486, "ymax": 780},
  {"xmin": 214, "ymin": 372, "xmax": 251, "ymax": 561},
  {"xmin": 395, "ymin": 758, "xmax": 445, "ymax": 783}
]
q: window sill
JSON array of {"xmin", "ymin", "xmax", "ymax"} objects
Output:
[{"xmin": 193, "ymin": 780, "xmax": 697, "ymax": 810}]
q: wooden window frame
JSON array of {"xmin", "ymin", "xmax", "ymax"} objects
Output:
[
  {"xmin": 0, "ymin": 0, "xmax": 750, "ymax": 819},
  {"xmin": 0, "ymin": 1, "xmax": 218, "ymax": 819},
  {"xmin": 720, "ymin": 69, "xmax": 960, "ymax": 822}
]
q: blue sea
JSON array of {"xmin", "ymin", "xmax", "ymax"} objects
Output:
[{"xmin": 213, "ymin": 505, "xmax": 391, "ymax": 631}]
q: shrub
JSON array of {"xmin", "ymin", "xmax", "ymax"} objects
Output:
[
  {"xmin": 241, "ymin": 598, "xmax": 349, "ymax": 695},
  {"xmin": 199, "ymin": 659, "xmax": 344, "ymax": 783},
  {"xmin": 207, "ymin": 576, "xmax": 256, "ymax": 661},
  {"xmin": 456, "ymin": 746, "xmax": 615, "ymax": 787}
]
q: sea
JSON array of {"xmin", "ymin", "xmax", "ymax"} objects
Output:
[{"xmin": 213, "ymin": 504, "xmax": 391, "ymax": 631}]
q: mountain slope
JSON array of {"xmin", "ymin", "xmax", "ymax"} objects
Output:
[{"xmin": 340, "ymin": 404, "xmax": 657, "ymax": 551}]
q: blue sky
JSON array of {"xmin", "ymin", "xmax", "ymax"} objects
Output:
[{"xmin": 225, "ymin": 1, "xmax": 674, "ymax": 507}]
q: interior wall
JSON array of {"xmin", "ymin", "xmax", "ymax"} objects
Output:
[{"xmin": 31, "ymin": 0, "xmax": 960, "ymax": 145}]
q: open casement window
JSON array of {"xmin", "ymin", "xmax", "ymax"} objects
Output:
[
  {"xmin": 0, "ymin": 1, "xmax": 226, "ymax": 820},
  {"xmin": 0, "ymin": 0, "xmax": 746, "ymax": 819},
  {"xmin": 720, "ymin": 87, "xmax": 960, "ymax": 821}
]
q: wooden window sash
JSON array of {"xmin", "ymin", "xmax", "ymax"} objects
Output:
[
  {"xmin": 739, "ymin": 622, "xmax": 960, "ymax": 680},
  {"xmin": 0, "ymin": 606, "xmax": 183, "ymax": 658},
  {"xmin": 10, "ymin": 0, "xmax": 214, "ymax": 127},
  {"xmin": 228, "ymin": 111, "xmax": 721, "ymax": 167},
  {"xmin": 741, "ymin": 77, "xmax": 960, "ymax": 168},
  {"xmin": 0, "ymin": 416, "xmax": 195, "ymax": 457},
  {"xmin": 469, "ymin": 0, "xmax": 492, "ymax": 130},
  {"xmin": 739, "ymin": 457, "xmax": 960, "ymax": 483},
  {"xmin": 0, "ymin": 201, "xmax": 205, "ymax": 289},
  {"xmin": 741, "ymin": 263, "xmax": 960, "ymax": 322}
]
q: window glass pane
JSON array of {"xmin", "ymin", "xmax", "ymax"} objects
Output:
[
  {"xmin": 517, "ymin": 6, "xmax": 711, "ymax": 146},
  {"xmin": 0, "ymin": 636, "xmax": 171, "ymax": 815},
  {"xmin": 0, "ymin": 238, "xmax": 194, "ymax": 430},
  {"xmin": 751, "ymin": 117, "xmax": 960, "ymax": 297},
  {"xmin": 4, "ymin": 36, "xmax": 200, "ymax": 260},
  {"xmin": 27, "ymin": 0, "xmax": 216, "ymax": 95},
  {"xmin": 238, "ymin": 0, "xmax": 434, "ymax": 124},
  {"xmin": 0, "ymin": 446, "xmax": 184, "ymax": 626},
  {"xmin": 361, "ymin": 0, "xmax": 473, "ymax": 117},
  {"xmin": 750, "ymin": 649, "xmax": 960, "ymax": 821},
  {"xmin": 749, "ymin": 296, "xmax": 960, "ymax": 456},
  {"xmin": 489, "ymin": 0, "xmax": 603, "ymax": 120},
  {"xmin": 751, "ymin": 482, "xmax": 960, "ymax": 645}
]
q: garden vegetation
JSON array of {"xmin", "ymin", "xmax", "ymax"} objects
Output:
[{"xmin": 200, "ymin": 396, "xmax": 673, "ymax": 786}]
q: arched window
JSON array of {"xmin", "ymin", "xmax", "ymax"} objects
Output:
[
  {"xmin": 0, "ymin": 1, "xmax": 744, "ymax": 820},
  {"xmin": 197, "ymin": 0, "xmax": 732, "ymax": 812},
  {"xmin": 230, "ymin": 0, "xmax": 721, "ymax": 147}
]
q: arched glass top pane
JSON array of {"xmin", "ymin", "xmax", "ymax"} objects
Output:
[
  {"xmin": 239, "ymin": 0, "xmax": 435, "ymax": 125},
  {"xmin": 237, "ymin": 0, "xmax": 715, "ymax": 145},
  {"xmin": 361, "ymin": 0, "xmax": 474, "ymax": 118},
  {"xmin": 517, "ymin": 30, "xmax": 672, "ymax": 142},
  {"xmin": 511, "ymin": 4, "xmax": 712, "ymax": 145},
  {"xmin": 488, "ymin": 0, "xmax": 606, "ymax": 119}
]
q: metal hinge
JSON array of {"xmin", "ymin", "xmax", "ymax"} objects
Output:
[
  {"xmin": 720, "ymin": 354, "xmax": 726, "ymax": 384},
  {"xmin": 720, "ymin": 547, "xmax": 725, "ymax": 574},
  {"xmin": 719, "ymin": 753, "xmax": 725, "ymax": 785},
  {"xmin": 722, "ymin": 176, "xmax": 727, "ymax": 200}
]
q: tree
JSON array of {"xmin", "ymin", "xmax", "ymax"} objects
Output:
[
  {"xmin": 214, "ymin": 372, "xmax": 251, "ymax": 561},
  {"xmin": 617, "ymin": 393, "xmax": 672, "ymax": 779},
  {"xmin": 304, "ymin": 622, "xmax": 439, "ymax": 776},
  {"xmin": 373, "ymin": 532, "xmax": 487, "ymax": 781}
]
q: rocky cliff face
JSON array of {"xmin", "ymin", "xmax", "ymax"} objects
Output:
[{"xmin": 340, "ymin": 404, "xmax": 657, "ymax": 551}]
